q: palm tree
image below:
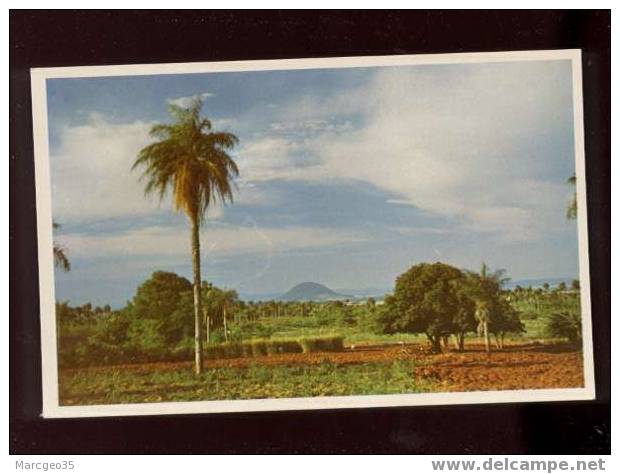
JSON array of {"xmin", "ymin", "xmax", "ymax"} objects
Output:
[
  {"xmin": 466, "ymin": 263, "xmax": 509, "ymax": 353},
  {"xmin": 133, "ymin": 97, "xmax": 239, "ymax": 374},
  {"xmin": 53, "ymin": 221, "xmax": 70, "ymax": 272},
  {"xmin": 566, "ymin": 174, "xmax": 577, "ymax": 220}
]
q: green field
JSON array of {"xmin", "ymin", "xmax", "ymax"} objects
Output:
[{"xmin": 60, "ymin": 359, "xmax": 437, "ymax": 405}]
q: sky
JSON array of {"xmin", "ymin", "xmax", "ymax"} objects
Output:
[{"xmin": 47, "ymin": 59, "xmax": 580, "ymax": 307}]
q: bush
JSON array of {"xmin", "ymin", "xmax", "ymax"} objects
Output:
[
  {"xmin": 266, "ymin": 339, "xmax": 303, "ymax": 355},
  {"xmin": 59, "ymin": 332, "xmax": 344, "ymax": 368},
  {"xmin": 201, "ymin": 336, "xmax": 340, "ymax": 361},
  {"xmin": 250, "ymin": 340, "xmax": 268, "ymax": 357},
  {"xmin": 546, "ymin": 312, "xmax": 582, "ymax": 345},
  {"xmin": 299, "ymin": 336, "xmax": 344, "ymax": 353}
]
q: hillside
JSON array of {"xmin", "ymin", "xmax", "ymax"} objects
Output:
[{"xmin": 279, "ymin": 282, "xmax": 351, "ymax": 302}]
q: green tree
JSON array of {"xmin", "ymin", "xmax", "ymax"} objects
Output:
[
  {"xmin": 130, "ymin": 271, "xmax": 192, "ymax": 344},
  {"xmin": 452, "ymin": 289, "xmax": 477, "ymax": 351},
  {"xmin": 487, "ymin": 298, "xmax": 524, "ymax": 349},
  {"xmin": 133, "ymin": 98, "xmax": 239, "ymax": 374},
  {"xmin": 571, "ymin": 279, "xmax": 580, "ymax": 291},
  {"xmin": 379, "ymin": 262, "xmax": 475, "ymax": 353}
]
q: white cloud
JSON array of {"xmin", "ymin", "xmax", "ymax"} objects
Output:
[
  {"xmin": 270, "ymin": 119, "xmax": 353, "ymax": 134},
  {"xmin": 237, "ymin": 61, "xmax": 575, "ymax": 241},
  {"xmin": 50, "ymin": 115, "xmax": 231, "ymax": 223},
  {"xmin": 51, "ymin": 61, "xmax": 574, "ymax": 244},
  {"xmin": 51, "ymin": 117, "xmax": 158, "ymax": 222},
  {"xmin": 61, "ymin": 224, "xmax": 367, "ymax": 260},
  {"xmin": 167, "ymin": 92, "xmax": 213, "ymax": 108}
]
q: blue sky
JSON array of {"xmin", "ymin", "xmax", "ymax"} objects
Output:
[{"xmin": 47, "ymin": 59, "xmax": 580, "ymax": 307}]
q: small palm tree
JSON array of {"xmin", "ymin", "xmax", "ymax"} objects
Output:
[
  {"xmin": 53, "ymin": 221, "xmax": 70, "ymax": 272},
  {"xmin": 466, "ymin": 263, "xmax": 508, "ymax": 353},
  {"xmin": 133, "ymin": 97, "xmax": 239, "ymax": 374},
  {"xmin": 566, "ymin": 174, "xmax": 577, "ymax": 220}
]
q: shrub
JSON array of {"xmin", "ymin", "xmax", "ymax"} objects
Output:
[
  {"xmin": 250, "ymin": 340, "xmax": 268, "ymax": 357},
  {"xmin": 266, "ymin": 339, "xmax": 303, "ymax": 355},
  {"xmin": 299, "ymin": 336, "xmax": 344, "ymax": 353},
  {"xmin": 59, "ymin": 333, "xmax": 344, "ymax": 368},
  {"xmin": 546, "ymin": 311, "xmax": 582, "ymax": 345}
]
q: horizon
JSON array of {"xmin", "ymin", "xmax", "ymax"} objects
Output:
[
  {"xmin": 48, "ymin": 59, "xmax": 580, "ymax": 307},
  {"xmin": 72, "ymin": 272, "xmax": 580, "ymax": 310}
]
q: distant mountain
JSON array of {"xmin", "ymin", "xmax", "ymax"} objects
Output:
[{"xmin": 279, "ymin": 282, "xmax": 352, "ymax": 302}]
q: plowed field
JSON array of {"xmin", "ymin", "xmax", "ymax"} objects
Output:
[{"xmin": 59, "ymin": 342, "xmax": 584, "ymax": 405}]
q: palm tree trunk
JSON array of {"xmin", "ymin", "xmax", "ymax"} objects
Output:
[
  {"xmin": 483, "ymin": 321, "xmax": 490, "ymax": 353},
  {"xmin": 206, "ymin": 315, "xmax": 210, "ymax": 344},
  {"xmin": 223, "ymin": 308, "xmax": 228, "ymax": 342},
  {"xmin": 190, "ymin": 214, "xmax": 204, "ymax": 374}
]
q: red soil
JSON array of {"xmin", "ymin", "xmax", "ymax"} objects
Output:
[{"xmin": 64, "ymin": 342, "xmax": 584, "ymax": 392}]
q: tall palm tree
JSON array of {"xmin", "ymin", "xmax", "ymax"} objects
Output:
[
  {"xmin": 53, "ymin": 221, "xmax": 70, "ymax": 272},
  {"xmin": 133, "ymin": 98, "xmax": 239, "ymax": 374},
  {"xmin": 566, "ymin": 174, "xmax": 577, "ymax": 220}
]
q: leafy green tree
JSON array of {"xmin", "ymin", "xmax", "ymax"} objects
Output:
[
  {"xmin": 557, "ymin": 281, "xmax": 567, "ymax": 292},
  {"xmin": 133, "ymin": 98, "xmax": 239, "ymax": 374},
  {"xmin": 379, "ymin": 262, "xmax": 475, "ymax": 353},
  {"xmin": 130, "ymin": 271, "xmax": 192, "ymax": 344},
  {"xmin": 452, "ymin": 289, "xmax": 477, "ymax": 351},
  {"xmin": 571, "ymin": 279, "xmax": 580, "ymax": 291},
  {"xmin": 487, "ymin": 298, "xmax": 524, "ymax": 349}
]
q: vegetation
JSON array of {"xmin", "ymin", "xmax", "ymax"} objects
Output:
[
  {"xmin": 377, "ymin": 263, "xmax": 475, "ymax": 352},
  {"xmin": 56, "ymin": 266, "xmax": 583, "ymax": 370},
  {"xmin": 464, "ymin": 263, "xmax": 524, "ymax": 352},
  {"xmin": 545, "ymin": 311, "xmax": 582, "ymax": 345},
  {"xmin": 56, "ymin": 264, "xmax": 584, "ymax": 401},
  {"xmin": 59, "ymin": 359, "xmax": 437, "ymax": 405},
  {"xmin": 132, "ymin": 97, "xmax": 239, "ymax": 374},
  {"xmin": 507, "ymin": 283, "xmax": 581, "ymax": 345},
  {"xmin": 374, "ymin": 262, "xmax": 525, "ymax": 353}
]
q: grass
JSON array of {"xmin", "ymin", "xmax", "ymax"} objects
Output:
[
  {"xmin": 233, "ymin": 314, "xmax": 427, "ymax": 345},
  {"xmin": 59, "ymin": 359, "xmax": 437, "ymax": 405}
]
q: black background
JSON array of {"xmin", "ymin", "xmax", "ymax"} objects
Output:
[{"xmin": 9, "ymin": 10, "xmax": 610, "ymax": 454}]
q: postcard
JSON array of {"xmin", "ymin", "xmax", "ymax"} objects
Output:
[{"xmin": 31, "ymin": 49, "xmax": 595, "ymax": 418}]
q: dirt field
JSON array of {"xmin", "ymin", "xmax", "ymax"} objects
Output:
[{"xmin": 60, "ymin": 342, "xmax": 584, "ymax": 402}]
